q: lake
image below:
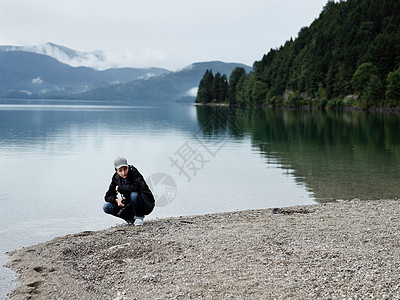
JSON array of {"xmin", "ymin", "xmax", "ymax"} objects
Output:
[{"xmin": 1, "ymin": 99, "xmax": 400, "ymax": 297}]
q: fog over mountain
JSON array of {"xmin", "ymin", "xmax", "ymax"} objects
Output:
[
  {"xmin": 0, "ymin": 42, "xmax": 148, "ymax": 71},
  {"xmin": 0, "ymin": 43, "xmax": 251, "ymax": 102},
  {"xmin": 0, "ymin": 50, "xmax": 169, "ymax": 98}
]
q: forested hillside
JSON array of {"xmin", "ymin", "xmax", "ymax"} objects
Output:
[{"xmin": 196, "ymin": 0, "xmax": 400, "ymax": 109}]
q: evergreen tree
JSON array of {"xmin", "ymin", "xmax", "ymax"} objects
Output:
[
  {"xmin": 351, "ymin": 62, "xmax": 378, "ymax": 96},
  {"xmin": 228, "ymin": 67, "xmax": 246, "ymax": 104},
  {"xmin": 386, "ymin": 67, "xmax": 400, "ymax": 107},
  {"xmin": 196, "ymin": 69, "xmax": 214, "ymax": 103},
  {"xmin": 212, "ymin": 72, "xmax": 223, "ymax": 102},
  {"xmin": 365, "ymin": 75, "xmax": 384, "ymax": 107}
]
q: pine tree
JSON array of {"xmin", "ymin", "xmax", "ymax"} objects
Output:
[{"xmin": 196, "ymin": 70, "xmax": 214, "ymax": 103}]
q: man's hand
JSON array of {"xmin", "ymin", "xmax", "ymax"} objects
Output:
[
  {"xmin": 116, "ymin": 197, "xmax": 125, "ymax": 207},
  {"xmin": 115, "ymin": 187, "xmax": 125, "ymax": 207}
]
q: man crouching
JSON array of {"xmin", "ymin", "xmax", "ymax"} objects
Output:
[{"xmin": 103, "ymin": 156, "xmax": 155, "ymax": 226}]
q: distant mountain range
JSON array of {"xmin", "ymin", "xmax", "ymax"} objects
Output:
[
  {"xmin": 1, "ymin": 42, "xmax": 126, "ymax": 70},
  {"xmin": 66, "ymin": 61, "xmax": 252, "ymax": 103},
  {"xmin": 0, "ymin": 51, "xmax": 168, "ymax": 98},
  {"xmin": 0, "ymin": 43, "xmax": 251, "ymax": 103}
]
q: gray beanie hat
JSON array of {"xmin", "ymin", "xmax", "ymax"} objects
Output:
[{"xmin": 114, "ymin": 156, "xmax": 128, "ymax": 169}]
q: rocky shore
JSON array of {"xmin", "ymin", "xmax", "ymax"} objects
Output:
[{"xmin": 6, "ymin": 200, "xmax": 400, "ymax": 299}]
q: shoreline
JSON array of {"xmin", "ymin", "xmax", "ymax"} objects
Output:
[
  {"xmin": 6, "ymin": 199, "xmax": 400, "ymax": 299},
  {"xmin": 193, "ymin": 102, "xmax": 400, "ymax": 114}
]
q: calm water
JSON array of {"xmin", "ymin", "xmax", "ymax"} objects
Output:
[{"xmin": 1, "ymin": 100, "xmax": 400, "ymax": 297}]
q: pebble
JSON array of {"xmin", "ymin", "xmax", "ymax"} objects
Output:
[{"xmin": 6, "ymin": 199, "xmax": 400, "ymax": 299}]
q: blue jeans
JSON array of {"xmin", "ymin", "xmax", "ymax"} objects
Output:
[{"xmin": 103, "ymin": 192, "xmax": 153, "ymax": 221}]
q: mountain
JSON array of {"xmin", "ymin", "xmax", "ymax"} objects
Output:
[
  {"xmin": 63, "ymin": 61, "xmax": 252, "ymax": 103},
  {"xmin": 0, "ymin": 51, "xmax": 169, "ymax": 98},
  {"xmin": 1, "ymin": 42, "xmax": 123, "ymax": 70},
  {"xmin": 0, "ymin": 43, "xmax": 251, "ymax": 102}
]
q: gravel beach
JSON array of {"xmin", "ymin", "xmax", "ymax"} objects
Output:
[{"xmin": 6, "ymin": 200, "xmax": 400, "ymax": 299}]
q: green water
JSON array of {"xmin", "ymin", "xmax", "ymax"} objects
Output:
[{"xmin": 196, "ymin": 106, "xmax": 400, "ymax": 202}]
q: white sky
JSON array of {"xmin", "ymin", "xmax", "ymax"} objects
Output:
[{"xmin": 0, "ymin": 0, "xmax": 329, "ymax": 70}]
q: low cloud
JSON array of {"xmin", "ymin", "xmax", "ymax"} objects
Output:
[
  {"xmin": 17, "ymin": 43, "xmax": 170, "ymax": 70},
  {"xmin": 186, "ymin": 87, "xmax": 198, "ymax": 97},
  {"xmin": 32, "ymin": 77, "xmax": 43, "ymax": 84},
  {"xmin": 101, "ymin": 49, "xmax": 169, "ymax": 70}
]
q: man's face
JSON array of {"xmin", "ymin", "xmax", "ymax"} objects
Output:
[{"xmin": 116, "ymin": 166, "xmax": 128, "ymax": 178}]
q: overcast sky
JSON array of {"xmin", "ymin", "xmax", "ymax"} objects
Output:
[{"xmin": 0, "ymin": 0, "xmax": 329, "ymax": 70}]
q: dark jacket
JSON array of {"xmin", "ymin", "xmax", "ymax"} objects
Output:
[{"xmin": 104, "ymin": 165, "xmax": 155, "ymax": 208}]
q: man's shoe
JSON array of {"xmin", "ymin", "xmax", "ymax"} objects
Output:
[
  {"xmin": 123, "ymin": 220, "xmax": 134, "ymax": 226},
  {"xmin": 134, "ymin": 217, "xmax": 144, "ymax": 226}
]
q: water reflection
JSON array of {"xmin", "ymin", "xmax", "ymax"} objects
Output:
[{"xmin": 196, "ymin": 106, "xmax": 400, "ymax": 202}]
